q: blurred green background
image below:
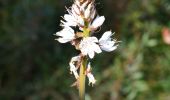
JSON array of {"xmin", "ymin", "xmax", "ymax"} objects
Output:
[{"xmin": 1, "ymin": 0, "xmax": 170, "ymax": 100}]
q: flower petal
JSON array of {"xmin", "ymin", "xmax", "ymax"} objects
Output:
[
  {"xmin": 57, "ymin": 38, "xmax": 71, "ymax": 43},
  {"xmin": 80, "ymin": 0, "xmax": 89, "ymax": 11},
  {"xmin": 64, "ymin": 14, "xmax": 75, "ymax": 22},
  {"xmin": 93, "ymin": 43, "xmax": 102, "ymax": 54},
  {"xmin": 91, "ymin": 16, "xmax": 105, "ymax": 29},
  {"xmin": 86, "ymin": 62, "xmax": 91, "ymax": 72},
  {"xmin": 99, "ymin": 31, "xmax": 118, "ymax": 52},
  {"xmin": 90, "ymin": 37, "xmax": 98, "ymax": 42},
  {"xmin": 84, "ymin": 3, "xmax": 92, "ymax": 19},
  {"xmin": 86, "ymin": 63, "xmax": 96, "ymax": 86},
  {"xmin": 88, "ymin": 49, "xmax": 95, "ymax": 59},
  {"xmin": 72, "ymin": 4, "xmax": 80, "ymax": 15},
  {"xmin": 55, "ymin": 27, "xmax": 75, "ymax": 43},
  {"xmin": 87, "ymin": 73, "xmax": 96, "ymax": 86},
  {"xmin": 77, "ymin": 16, "xmax": 84, "ymax": 26},
  {"xmin": 79, "ymin": 37, "xmax": 101, "ymax": 59},
  {"xmin": 99, "ymin": 31, "xmax": 112, "ymax": 42},
  {"xmin": 69, "ymin": 56, "xmax": 80, "ymax": 79},
  {"xmin": 100, "ymin": 44, "xmax": 118, "ymax": 52}
]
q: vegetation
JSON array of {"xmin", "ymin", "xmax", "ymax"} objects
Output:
[{"xmin": 1, "ymin": 0, "xmax": 170, "ymax": 100}]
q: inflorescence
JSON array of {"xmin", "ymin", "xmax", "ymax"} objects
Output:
[{"xmin": 55, "ymin": 0, "xmax": 118, "ymax": 87}]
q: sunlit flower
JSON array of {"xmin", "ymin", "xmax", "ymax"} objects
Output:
[
  {"xmin": 79, "ymin": 37, "xmax": 102, "ymax": 58},
  {"xmin": 99, "ymin": 31, "xmax": 118, "ymax": 52},
  {"xmin": 55, "ymin": 0, "xmax": 119, "ymax": 89},
  {"xmin": 55, "ymin": 26, "xmax": 75, "ymax": 43},
  {"xmin": 89, "ymin": 16, "xmax": 105, "ymax": 31},
  {"xmin": 61, "ymin": 0, "xmax": 98, "ymax": 30},
  {"xmin": 84, "ymin": 2, "xmax": 96, "ymax": 20},
  {"xmin": 61, "ymin": 10, "xmax": 84, "ymax": 27},
  {"xmin": 69, "ymin": 55, "xmax": 81, "ymax": 79},
  {"xmin": 60, "ymin": 14, "xmax": 78, "ymax": 27},
  {"xmin": 86, "ymin": 62, "xmax": 96, "ymax": 86}
]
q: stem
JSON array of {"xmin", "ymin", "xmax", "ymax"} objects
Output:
[
  {"xmin": 79, "ymin": 21, "xmax": 89, "ymax": 100},
  {"xmin": 83, "ymin": 20, "xmax": 90, "ymax": 37},
  {"xmin": 83, "ymin": 28, "xmax": 90, "ymax": 37},
  {"xmin": 79, "ymin": 57, "xmax": 87, "ymax": 100}
]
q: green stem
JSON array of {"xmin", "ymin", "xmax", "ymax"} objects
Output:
[
  {"xmin": 83, "ymin": 28, "xmax": 90, "ymax": 37},
  {"xmin": 79, "ymin": 57, "xmax": 87, "ymax": 100},
  {"xmin": 83, "ymin": 20, "xmax": 90, "ymax": 37},
  {"xmin": 79, "ymin": 21, "xmax": 89, "ymax": 100}
]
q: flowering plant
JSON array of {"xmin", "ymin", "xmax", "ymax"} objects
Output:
[{"xmin": 55, "ymin": 0, "xmax": 118, "ymax": 99}]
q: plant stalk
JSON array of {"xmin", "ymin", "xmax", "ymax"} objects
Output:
[
  {"xmin": 79, "ymin": 57, "xmax": 87, "ymax": 100},
  {"xmin": 79, "ymin": 22, "xmax": 89, "ymax": 100}
]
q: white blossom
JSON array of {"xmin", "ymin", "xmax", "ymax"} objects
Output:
[
  {"xmin": 61, "ymin": 0, "xmax": 97, "ymax": 28},
  {"xmin": 79, "ymin": 37, "xmax": 102, "ymax": 58},
  {"xmin": 84, "ymin": 2, "xmax": 95, "ymax": 19},
  {"xmin": 55, "ymin": 0, "xmax": 119, "ymax": 88},
  {"xmin": 60, "ymin": 7, "xmax": 84, "ymax": 27},
  {"xmin": 86, "ymin": 63, "xmax": 96, "ymax": 86},
  {"xmin": 74, "ymin": 0, "xmax": 80, "ymax": 6},
  {"xmin": 60, "ymin": 14, "xmax": 78, "ymax": 27},
  {"xmin": 99, "ymin": 31, "xmax": 118, "ymax": 52},
  {"xmin": 89, "ymin": 16, "xmax": 105, "ymax": 30},
  {"xmin": 55, "ymin": 26, "xmax": 75, "ymax": 43},
  {"xmin": 72, "ymin": 4, "xmax": 81, "ymax": 15},
  {"xmin": 80, "ymin": 0, "xmax": 89, "ymax": 12},
  {"xmin": 69, "ymin": 56, "xmax": 80, "ymax": 79}
]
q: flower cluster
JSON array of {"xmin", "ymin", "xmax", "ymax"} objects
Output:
[{"xmin": 55, "ymin": 0, "xmax": 118, "ymax": 86}]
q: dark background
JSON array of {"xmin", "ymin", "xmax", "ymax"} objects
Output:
[{"xmin": 1, "ymin": 0, "xmax": 170, "ymax": 100}]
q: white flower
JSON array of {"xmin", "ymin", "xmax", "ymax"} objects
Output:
[
  {"xmin": 89, "ymin": 16, "xmax": 105, "ymax": 31},
  {"xmin": 84, "ymin": 2, "xmax": 96, "ymax": 19},
  {"xmin": 86, "ymin": 63, "xmax": 96, "ymax": 86},
  {"xmin": 99, "ymin": 31, "xmax": 118, "ymax": 52},
  {"xmin": 80, "ymin": 0, "xmax": 89, "ymax": 12},
  {"xmin": 61, "ymin": 14, "xmax": 78, "ymax": 27},
  {"xmin": 55, "ymin": 26, "xmax": 75, "ymax": 43},
  {"xmin": 70, "ymin": 5, "xmax": 85, "ymax": 26},
  {"xmin": 55, "ymin": 0, "xmax": 119, "ymax": 89},
  {"xmin": 72, "ymin": 4, "xmax": 81, "ymax": 15},
  {"xmin": 60, "ymin": 7, "xmax": 84, "ymax": 27},
  {"xmin": 79, "ymin": 37, "xmax": 102, "ymax": 59},
  {"xmin": 69, "ymin": 56, "xmax": 80, "ymax": 79},
  {"xmin": 74, "ymin": 0, "xmax": 80, "ymax": 7}
]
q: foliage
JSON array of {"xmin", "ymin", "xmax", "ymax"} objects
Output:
[{"xmin": 0, "ymin": 0, "xmax": 170, "ymax": 100}]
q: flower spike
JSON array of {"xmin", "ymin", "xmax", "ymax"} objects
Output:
[{"xmin": 54, "ymin": 0, "xmax": 119, "ymax": 99}]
